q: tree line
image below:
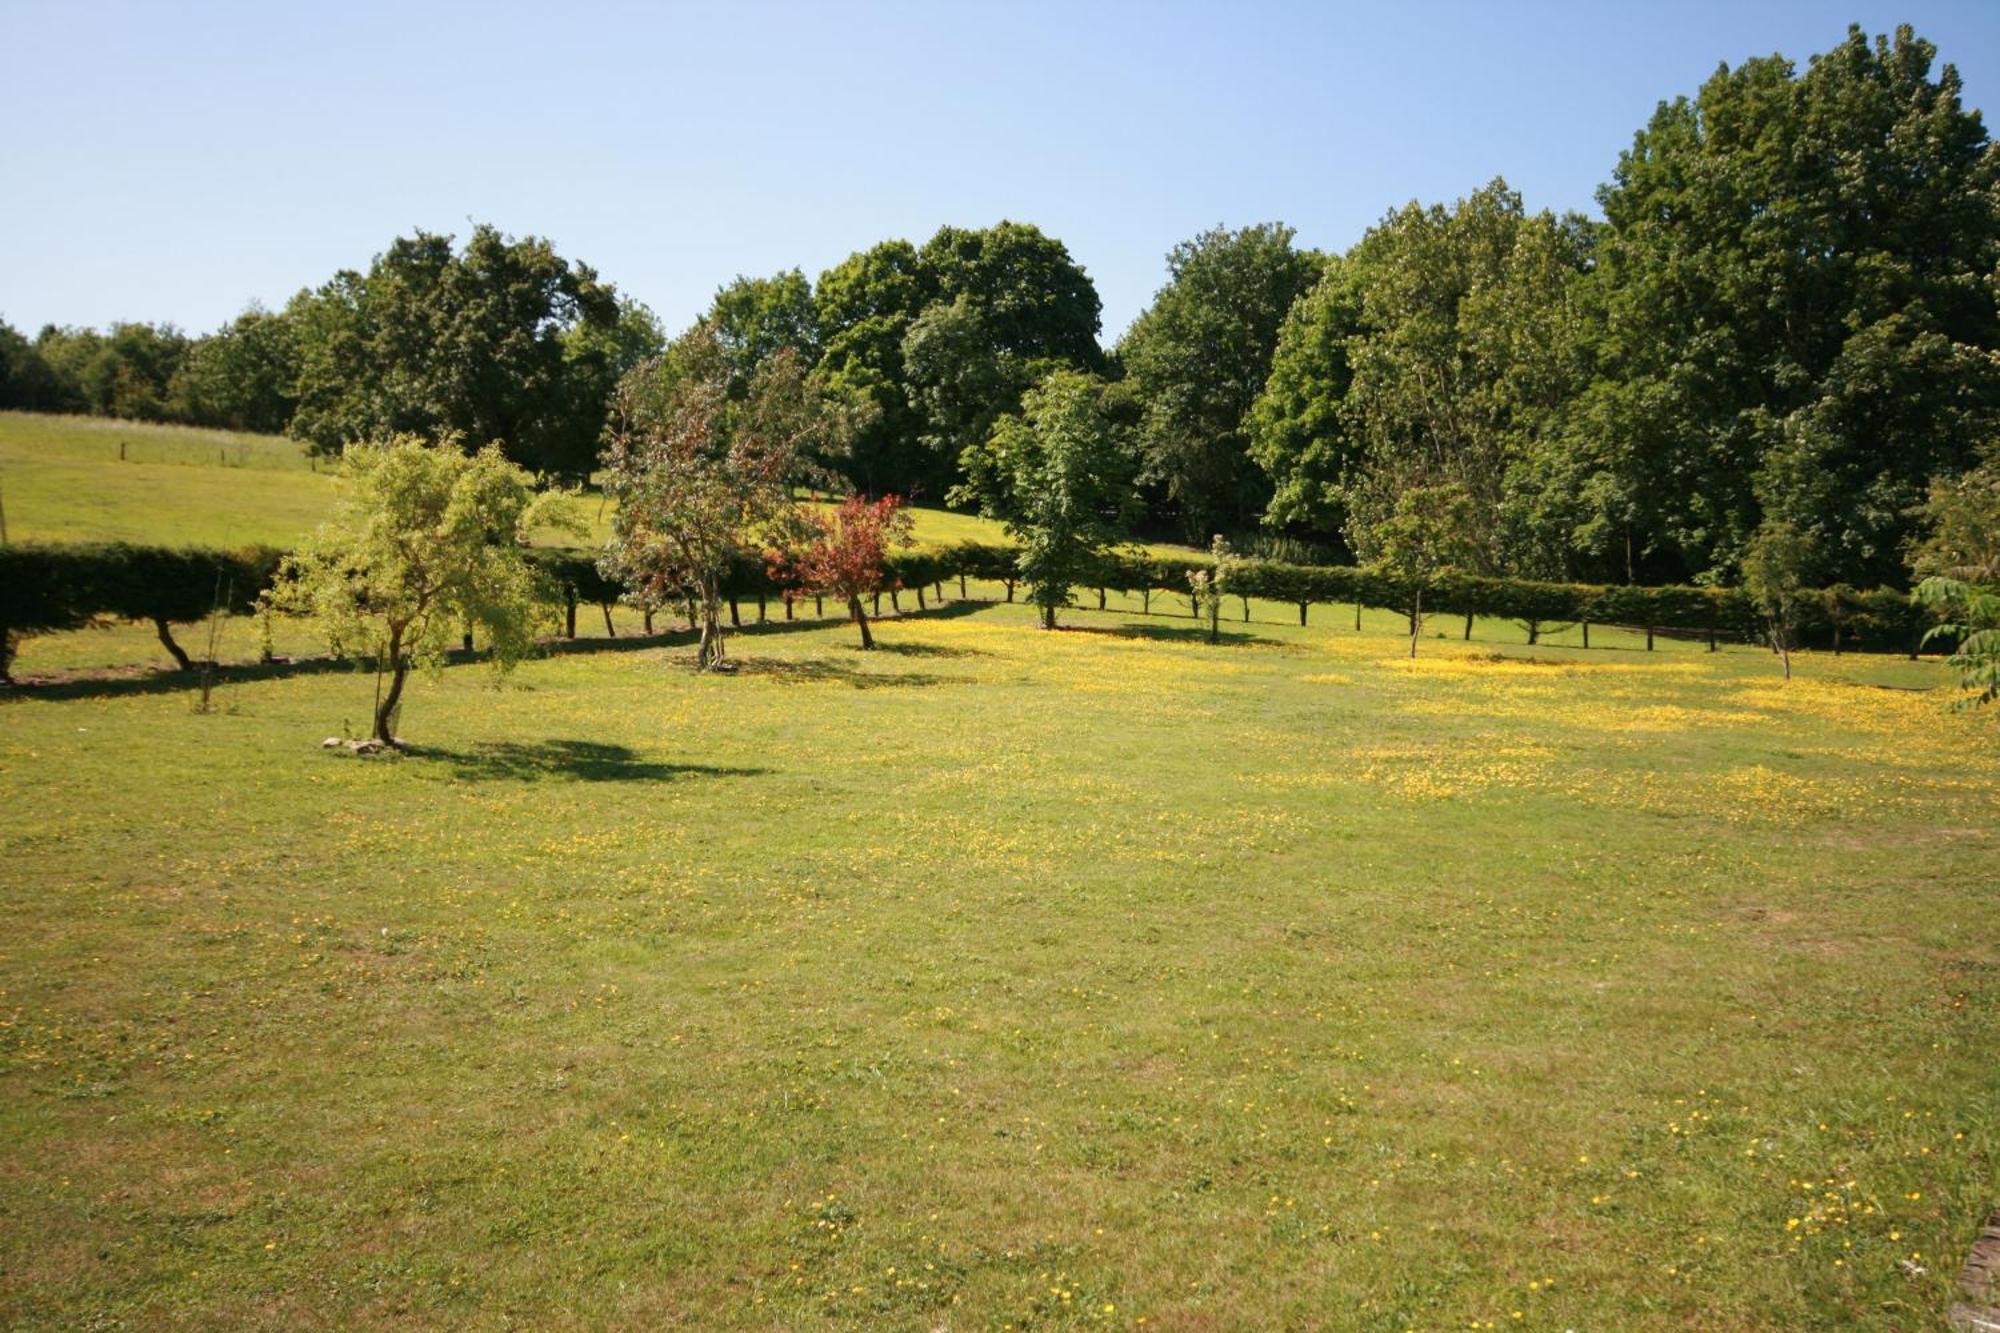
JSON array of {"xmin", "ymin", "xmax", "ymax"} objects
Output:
[{"xmin": 3, "ymin": 24, "xmax": 1996, "ymax": 596}]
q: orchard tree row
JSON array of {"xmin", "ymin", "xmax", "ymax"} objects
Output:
[{"xmin": 5, "ymin": 24, "xmax": 1999, "ymax": 594}]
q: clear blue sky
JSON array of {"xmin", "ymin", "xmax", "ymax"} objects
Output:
[{"xmin": 4, "ymin": 1, "xmax": 1997, "ymax": 343}]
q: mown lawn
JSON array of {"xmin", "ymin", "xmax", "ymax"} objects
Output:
[{"xmin": 2, "ymin": 593, "xmax": 1995, "ymax": 1330}]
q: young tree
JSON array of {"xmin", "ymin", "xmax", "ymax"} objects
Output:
[
  {"xmin": 264, "ymin": 436, "xmax": 576, "ymax": 745},
  {"xmin": 1741, "ymin": 522, "xmax": 1817, "ymax": 679},
  {"xmin": 769, "ymin": 495, "xmax": 915, "ymax": 649},
  {"xmin": 601, "ymin": 325, "xmax": 837, "ymax": 670},
  {"xmin": 1909, "ymin": 446, "xmax": 2000, "ymax": 706},
  {"xmin": 956, "ymin": 370, "xmax": 1138, "ymax": 629},
  {"xmin": 1351, "ymin": 480, "xmax": 1479, "ymax": 658}
]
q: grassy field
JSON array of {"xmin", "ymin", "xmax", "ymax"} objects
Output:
[
  {"xmin": 3, "ymin": 584, "xmax": 1997, "ymax": 1329},
  {"xmin": 0, "ymin": 412, "xmax": 345, "ymax": 548},
  {"xmin": 4, "ymin": 409, "xmax": 1997, "ymax": 1327},
  {"xmin": 0, "ymin": 410, "xmax": 1069, "ymax": 554}
]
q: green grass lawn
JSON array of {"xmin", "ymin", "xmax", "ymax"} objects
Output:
[{"xmin": 3, "ymin": 590, "xmax": 1996, "ymax": 1329}]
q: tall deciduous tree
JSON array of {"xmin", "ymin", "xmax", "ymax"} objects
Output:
[
  {"xmin": 1252, "ymin": 182, "xmax": 1588, "ymax": 578},
  {"xmin": 813, "ymin": 240, "xmax": 941, "ymax": 499},
  {"xmin": 1119, "ymin": 224, "xmax": 1323, "ymax": 541},
  {"xmin": 264, "ymin": 436, "xmax": 576, "ymax": 744},
  {"xmin": 1247, "ymin": 267, "xmax": 1367, "ymax": 551},
  {"xmin": 904, "ymin": 222, "xmax": 1104, "ymax": 480},
  {"xmin": 1583, "ymin": 24, "xmax": 2000, "ymax": 584},
  {"xmin": 286, "ymin": 225, "xmax": 624, "ymax": 479},
  {"xmin": 601, "ymin": 325, "xmax": 839, "ymax": 670},
  {"xmin": 956, "ymin": 370, "xmax": 1139, "ymax": 629},
  {"xmin": 168, "ymin": 306, "xmax": 298, "ymax": 433},
  {"xmin": 708, "ymin": 269, "xmax": 820, "ymax": 393}
]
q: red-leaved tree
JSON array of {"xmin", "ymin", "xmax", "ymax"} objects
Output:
[{"xmin": 769, "ymin": 495, "xmax": 915, "ymax": 649}]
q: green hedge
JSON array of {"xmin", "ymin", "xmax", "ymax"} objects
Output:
[
  {"xmin": 0, "ymin": 542, "xmax": 283, "ymax": 677},
  {"xmin": 0, "ymin": 536, "xmax": 1937, "ymax": 683}
]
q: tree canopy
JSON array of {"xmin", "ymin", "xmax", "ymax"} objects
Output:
[
  {"xmin": 286, "ymin": 225, "xmax": 626, "ymax": 479},
  {"xmin": 1119, "ymin": 223, "xmax": 1322, "ymax": 542}
]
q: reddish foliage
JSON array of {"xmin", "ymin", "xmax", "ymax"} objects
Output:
[{"xmin": 769, "ymin": 495, "xmax": 916, "ymax": 605}]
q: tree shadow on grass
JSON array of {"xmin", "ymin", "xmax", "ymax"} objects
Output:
[
  {"xmin": 3, "ymin": 600, "xmax": 997, "ymax": 704},
  {"xmin": 1062, "ymin": 623, "xmax": 1283, "ymax": 648},
  {"xmin": 411, "ymin": 739, "xmax": 768, "ymax": 784},
  {"xmin": 866, "ymin": 640, "xmax": 991, "ymax": 659},
  {"xmin": 727, "ymin": 657, "xmax": 949, "ymax": 688}
]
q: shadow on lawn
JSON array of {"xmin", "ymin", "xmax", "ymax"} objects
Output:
[
  {"xmin": 1064, "ymin": 622, "xmax": 1283, "ymax": 648},
  {"xmin": 412, "ymin": 739, "xmax": 767, "ymax": 784},
  {"xmin": 727, "ymin": 657, "xmax": 949, "ymax": 688},
  {"xmin": 3, "ymin": 598, "xmax": 992, "ymax": 703}
]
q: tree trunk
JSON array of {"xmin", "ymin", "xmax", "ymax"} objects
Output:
[
  {"xmin": 697, "ymin": 591, "xmax": 726, "ymax": 669},
  {"xmin": 1832, "ymin": 624, "xmax": 1842, "ymax": 655},
  {"xmin": 153, "ymin": 617, "xmax": 193, "ymax": 671},
  {"xmin": 848, "ymin": 595, "xmax": 874, "ymax": 649},
  {"xmin": 757, "ymin": 593, "xmax": 767, "ymax": 624},
  {"xmin": 872, "ymin": 591, "xmax": 882, "ymax": 614},
  {"xmin": 1041, "ymin": 603, "xmax": 1056, "ymax": 630},
  {"xmin": 890, "ymin": 588, "xmax": 901, "ymax": 612},
  {"xmin": 1098, "ymin": 587, "xmax": 1106, "ymax": 610},
  {"xmin": 1190, "ymin": 592, "xmax": 1199, "ymax": 617},
  {"xmin": 784, "ymin": 597, "xmax": 794, "ymax": 621},
  {"xmin": 1003, "ymin": 580, "xmax": 1014, "ymax": 602},
  {"xmin": 1241, "ymin": 596, "xmax": 1251, "ymax": 622},
  {"xmin": 602, "ymin": 604, "xmax": 616, "ymax": 637},
  {"xmin": 1707, "ymin": 627, "xmax": 1718, "ymax": 653},
  {"xmin": 729, "ymin": 598, "xmax": 741, "ymax": 628},
  {"xmin": 815, "ymin": 593, "xmax": 824, "ymax": 617},
  {"xmin": 958, "ymin": 573, "xmax": 967, "ymax": 599},
  {"xmin": 917, "ymin": 585, "xmax": 926, "ymax": 609},
  {"xmin": 1142, "ymin": 588, "xmax": 1152, "ymax": 614},
  {"xmin": 1463, "ymin": 611, "xmax": 1473, "ymax": 641},
  {"xmin": 1527, "ymin": 622, "xmax": 1540, "ymax": 646},
  {"xmin": 1409, "ymin": 589, "xmax": 1423, "ymax": 659},
  {"xmin": 644, "ymin": 607, "xmax": 654, "ymax": 634},
  {"xmin": 1646, "ymin": 627, "xmax": 1655, "ymax": 651},
  {"xmin": 374, "ymin": 660, "xmax": 409, "ymax": 744},
  {"xmin": 461, "ymin": 627, "xmax": 473, "ymax": 653},
  {"xmin": 1582, "ymin": 621, "xmax": 1590, "ymax": 649},
  {"xmin": 1298, "ymin": 602, "xmax": 1308, "ymax": 627},
  {"xmin": 1354, "ymin": 602, "xmax": 1362, "ymax": 631},
  {"xmin": 564, "ymin": 597, "xmax": 577, "ymax": 639}
]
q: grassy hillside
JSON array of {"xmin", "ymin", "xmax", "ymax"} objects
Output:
[
  {"xmin": 2, "ymin": 596, "xmax": 1994, "ymax": 1329},
  {"xmin": 0, "ymin": 412, "xmax": 344, "ymax": 548},
  {"xmin": 0, "ymin": 411, "xmax": 1067, "ymax": 554}
]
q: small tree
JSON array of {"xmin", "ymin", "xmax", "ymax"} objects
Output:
[
  {"xmin": 1741, "ymin": 521, "xmax": 1815, "ymax": 679},
  {"xmin": 264, "ymin": 435, "xmax": 576, "ymax": 745},
  {"xmin": 1352, "ymin": 481, "xmax": 1479, "ymax": 658},
  {"xmin": 1188, "ymin": 568, "xmax": 1224, "ymax": 643},
  {"xmin": 769, "ymin": 495, "xmax": 915, "ymax": 649},
  {"xmin": 601, "ymin": 325, "xmax": 837, "ymax": 670},
  {"xmin": 955, "ymin": 369, "xmax": 1138, "ymax": 629},
  {"xmin": 1909, "ymin": 447, "xmax": 2000, "ymax": 706}
]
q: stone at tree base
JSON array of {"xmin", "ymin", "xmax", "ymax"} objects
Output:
[{"xmin": 1950, "ymin": 1209, "xmax": 2000, "ymax": 1332}]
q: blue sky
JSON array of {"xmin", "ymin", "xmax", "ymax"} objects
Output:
[{"xmin": 3, "ymin": 1, "xmax": 1997, "ymax": 342}]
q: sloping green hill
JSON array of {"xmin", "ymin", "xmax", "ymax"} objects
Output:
[{"xmin": 0, "ymin": 411, "xmax": 1076, "ymax": 553}]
